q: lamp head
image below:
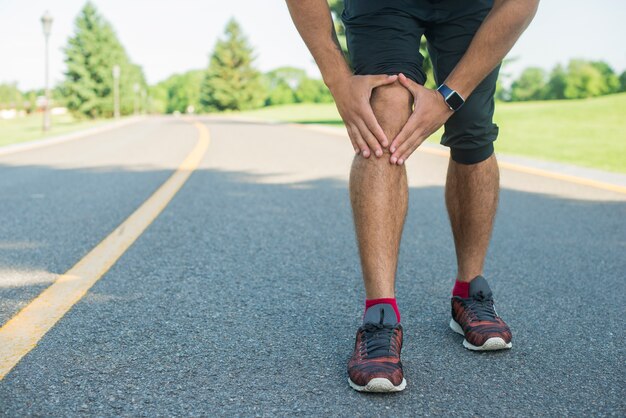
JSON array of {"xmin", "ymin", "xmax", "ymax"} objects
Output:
[{"xmin": 41, "ymin": 11, "xmax": 53, "ymax": 37}]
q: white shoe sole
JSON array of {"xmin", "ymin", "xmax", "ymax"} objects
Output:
[
  {"xmin": 449, "ymin": 319, "xmax": 512, "ymax": 351},
  {"xmin": 348, "ymin": 377, "xmax": 407, "ymax": 393}
]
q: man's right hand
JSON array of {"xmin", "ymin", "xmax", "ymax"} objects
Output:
[{"xmin": 329, "ymin": 74, "xmax": 398, "ymax": 158}]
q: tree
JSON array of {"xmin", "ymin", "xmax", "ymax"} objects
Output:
[
  {"xmin": 620, "ymin": 70, "xmax": 626, "ymax": 92},
  {"xmin": 264, "ymin": 67, "xmax": 304, "ymax": 106},
  {"xmin": 0, "ymin": 83, "xmax": 23, "ymax": 109},
  {"xmin": 294, "ymin": 78, "xmax": 333, "ymax": 103},
  {"xmin": 544, "ymin": 64, "xmax": 567, "ymax": 100},
  {"xmin": 200, "ymin": 19, "xmax": 266, "ymax": 111},
  {"xmin": 509, "ymin": 67, "xmax": 547, "ymax": 101},
  {"xmin": 563, "ymin": 59, "xmax": 605, "ymax": 99},
  {"xmin": 590, "ymin": 61, "xmax": 620, "ymax": 94},
  {"xmin": 149, "ymin": 83, "xmax": 168, "ymax": 114},
  {"xmin": 62, "ymin": 2, "xmax": 145, "ymax": 118},
  {"xmin": 265, "ymin": 81, "xmax": 295, "ymax": 106}
]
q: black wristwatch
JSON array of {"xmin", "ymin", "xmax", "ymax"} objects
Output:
[{"xmin": 437, "ymin": 84, "xmax": 465, "ymax": 111}]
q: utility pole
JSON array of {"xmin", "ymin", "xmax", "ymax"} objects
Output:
[
  {"xmin": 41, "ymin": 11, "xmax": 53, "ymax": 132},
  {"xmin": 112, "ymin": 65, "xmax": 121, "ymax": 119}
]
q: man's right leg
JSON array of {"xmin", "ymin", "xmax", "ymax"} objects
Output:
[
  {"xmin": 350, "ymin": 82, "xmax": 412, "ymax": 300},
  {"xmin": 347, "ymin": 83, "xmax": 412, "ymax": 393},
  {"xmin": 341, "ymin": 0, "xmax": 425, "ymax": 392}
]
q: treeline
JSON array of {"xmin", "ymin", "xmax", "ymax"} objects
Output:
[
  {"xmin": 0, "ymin": 3, "xmax": 331, "ymax": 117},
  {"xmin": 503, "ymin": 59, "xmax": 626, "ymax": 101},
  {"xmin": 2, "ymin": 2, "xmax": 625, "ymax": 116},
  {"xmin": 149, "ymin": 20, "xmax": 332, "ymax": 115},
  {"xmin": 0, "ymin": 3, "xmax": 147, "ymax": 117},
  {"xmin": 328, "ymin": 0, "xmax": 626, "ymax": 103}
]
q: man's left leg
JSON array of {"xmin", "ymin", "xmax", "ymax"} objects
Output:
[
  {"xmin": 425, "ymin": 0, "xmax": 513, "ymax": 351},
  {"xmin": 446, "ymin": 154, "xmax": 499, "ymax": 283},
  {"xmin": 446, "ymin": 152, "xmax": 512, "ymax": 351}
]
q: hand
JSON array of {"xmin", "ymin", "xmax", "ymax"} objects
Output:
[
  {"xmin": 389, "ymin": 73, "xmax": 454, "ymax": 165},
  {"xmin": 329, "ymin": 74, "xmax": 399, "ymax": 158}
]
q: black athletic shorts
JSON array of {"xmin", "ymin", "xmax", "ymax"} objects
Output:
[{"xmin": 341, "ymin": 0, "xmax": 500, "ymax": 164}]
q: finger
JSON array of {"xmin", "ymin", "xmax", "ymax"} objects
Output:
[
  {"xmin": 389, "ymin": 112, "xmax": 419, "ymax": 154},
  {"xmin": 368, "ymin": 74, "xmax": 398, "ymax": 88},
  {"xmin": 344, "ymin": 125, "xmax": 360, "ymax": 153},
  {"xmin": 398, "ymin": 139, "xmax": 423, "ymax": 165},
  {"xmin": 398, "ymin": 73, "xmax": 420, "ymax": 96},
  {"xmin": 362, "ymin": 106, "xmax": 389, "ymax": 148},
  {"xmin": 349, "ymin": 124, "xmax": 371, "ymax": 158},
  {"xmin": 392, "ymin": 130, "xmax": 422, "ymax": 165},
  {"xmin": 356, "ymin": 120, "xmax": 383, "ymax": 157}
]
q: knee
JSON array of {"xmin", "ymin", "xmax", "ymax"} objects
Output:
[{"xmin": 370, "ymin": 81, "xmax": 412, "ymax": 140}]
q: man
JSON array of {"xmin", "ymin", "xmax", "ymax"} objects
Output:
[{"xmin": 286, "ymin": 0, "xmax": 539, "ymax": 392}]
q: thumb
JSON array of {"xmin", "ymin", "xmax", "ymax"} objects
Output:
[{"xmin": 369, "ymin": 74, "xmax": 398, "ymax": 87}]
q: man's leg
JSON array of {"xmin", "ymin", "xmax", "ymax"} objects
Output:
[
  {"xmin": 446, "ymin": 153, "xmax": 512, "ymax": 351},
  {"xmin": 445, "ymin": 154, "xmax": 499, "ymax": 282},
  {"xmin": 346, "ymin": 82, "xmax": 412, "ymax": 392},
  {"xmin": 349, "ymin": 82, "xmax": 412, "ymax": 299}
]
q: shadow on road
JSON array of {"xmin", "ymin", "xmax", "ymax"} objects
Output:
[{"xmin": 0, "ymin": 162, "xmax": 624, "ymax": 415}]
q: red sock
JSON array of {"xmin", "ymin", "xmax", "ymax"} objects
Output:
[
  {"xmin": 365, "ymin": 298, "xmax": 401, "ymax": 323},
  {"xmin": 452, "ymin": 280, "xmax": 470, "ymax": 298}
]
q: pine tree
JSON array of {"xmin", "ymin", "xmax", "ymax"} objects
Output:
[
  {"xmin": 62, "ymin": 2, "xmax": 145, "ymax": 118},
  {"xmin": 200, "ymin": 19, "xmax": 266, "ymax": 111}
]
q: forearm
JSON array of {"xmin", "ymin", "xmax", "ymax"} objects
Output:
[
  {"xmin": 285, "ymin": 0, "xmax": 352, "ymax": 88},
  {"xmin": 446, "ymin": 0, "xmax": 539, "ymax": 98}
]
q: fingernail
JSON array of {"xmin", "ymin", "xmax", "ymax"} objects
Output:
[
  {"xmin": 390, "ymin": 146, "xmax": 396, "ymax": 153},
  {"xmin": 390, "ymin": 157, "xmax": 397, "ymax": 164},
  {"xmin": 375, "ymin": 150, "xmax": 382, "ymax": 157},
  {"xmin": 398, "ymin": 159, "xmax": 404, "ymax": 165}
]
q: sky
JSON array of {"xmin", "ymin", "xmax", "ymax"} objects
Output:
[{"xmin": 1, "ymin": 0, "xmax": 625, "ymax": 91}]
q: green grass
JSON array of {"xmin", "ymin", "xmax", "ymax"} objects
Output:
[
  {"xmin": 235, "ymin": 93, "xmax": 626, "ymax": 173},
  {"xmin": 235, "ymin": 103, "xmax": 343, "ymax": 125},
  {"xmin": 0, "ymin": 112, "xmax": 107, "ymax": 147}
]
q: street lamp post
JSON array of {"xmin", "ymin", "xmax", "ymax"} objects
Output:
[
  {"xmin": 41, "ymin": 11, "xmax": 53, "ymax": 132},
  {"xmin": 112, "ymin": 65, "xmax": 121, "ymax": 119}
]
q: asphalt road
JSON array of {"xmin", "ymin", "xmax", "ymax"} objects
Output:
[{"xmin": 0, "ymin": 117, "xmax": 624, "ymax": 416}]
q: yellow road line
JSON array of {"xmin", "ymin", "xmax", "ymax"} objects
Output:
[
  {"xmin": 497, "ymin": 160, "xmax": 626, "ymax": 195},
  {"xmin": 295, "ymin": 124, "xmax": 626, "ymax": 196},
  {"xmin": 0, "ymin": 121, "xmax": 210, "ymax": 380}
]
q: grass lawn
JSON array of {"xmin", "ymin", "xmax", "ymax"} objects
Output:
[
  {"xmin": 0, "ymin": 112, "xmax": 108, "ymax": 148},
  {"xmin": 235, "ymin": 93, "xmax": 626, "ymax": 173}
]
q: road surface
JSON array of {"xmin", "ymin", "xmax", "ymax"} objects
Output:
[{"xmin": 0, "ymin": 117, "xmax": 624, "ymax": 416}]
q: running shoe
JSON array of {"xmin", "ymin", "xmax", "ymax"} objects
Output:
[
  {"xmin": 450, "ymin": 276, "xmax": 512, "ymax": 351},
  {"xmin": 347, "ymin": 304, "xmax": 406, "ymax": 392}
]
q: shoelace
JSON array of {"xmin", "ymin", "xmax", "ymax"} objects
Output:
[
  {"xmin": 466, "ymin": 291, "xmax": 497, "ymax": 321},
  {"xmin": 360, "ymin": 322, "xmax": 398, "ymax": 358}
]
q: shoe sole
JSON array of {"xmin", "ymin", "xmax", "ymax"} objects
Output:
[
  {"xmin": 449, "ymin": 319, "xmax": 512, "ymax": 351},
  {"xmin": 348, "ymin": 377, "xmax": 407, "ymax": 393}
]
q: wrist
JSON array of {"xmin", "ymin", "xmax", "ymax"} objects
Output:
[
  {"xmin": 323, "ymin": 69, "xmax": 352, "ymax": 91},
  {"xmin": 443, "ymin": 74, "xmax": 474, "ymax": 100},
  {"xmin": 437, "ymin": 84, "xmax": 465, "ymax": 112}
]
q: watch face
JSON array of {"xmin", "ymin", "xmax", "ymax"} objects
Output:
[{"xmin": 446, "ymin": 92, "xmax": 464, "ymax": 111}]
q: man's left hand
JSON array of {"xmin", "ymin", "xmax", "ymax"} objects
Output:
[{"xmin": 389, "ymin": 73, "xmax": 454, "ymax": 165}]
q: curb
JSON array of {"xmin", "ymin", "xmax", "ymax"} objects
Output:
[
  {"xmin": 0, "ymin": 116, "xmax": 146, "ymax": 157},
  {"xmin": 291, "ymin": 123, "xmax": 626, "ymax": 195}
]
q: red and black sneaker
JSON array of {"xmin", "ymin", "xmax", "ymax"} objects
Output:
[
  {"xmin": 450, "ymin": 276, "xmax": 512, "ymax": 351},
  {"xmin": 348, "ymin": 305, "xmax": 406, "ymax": 392}
]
